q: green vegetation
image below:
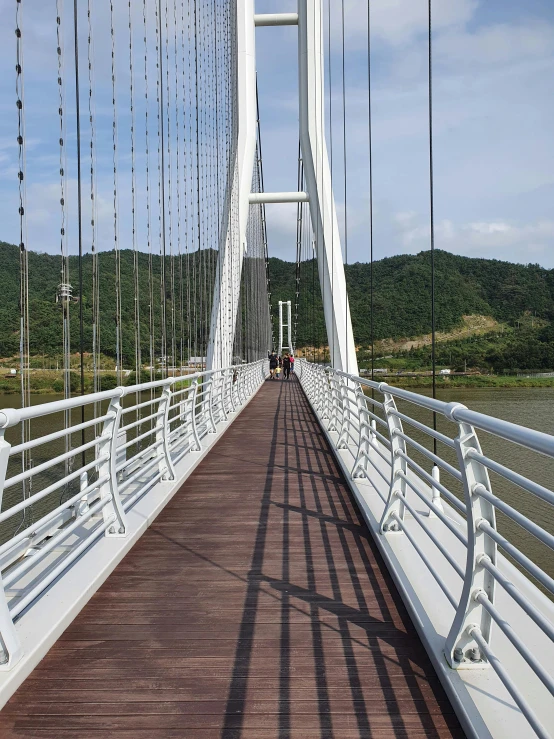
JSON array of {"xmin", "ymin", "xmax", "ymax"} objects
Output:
[
  {"xmin": 380, "ymin": 374, "xmax": 554, "ymax": 390},
  {"xmin": 270, "ymin": 250, "xmax": 554, "ymax": 345},
  {"xmin": 270, "ymin": 250, "xmax": 554, "ymax": 375},
  {"xmin": 1, "ymin": 242, "xmax": 554, "ymax": 382},
  {"xmin": 0, "ymin": 241, "xmax": 217, "ymax": 361}
]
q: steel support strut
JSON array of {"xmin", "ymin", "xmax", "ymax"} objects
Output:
[
  {"xmin": 445, "ymin": 404, "xmax": 496, "ymax": 668},
  {"xmin": 209, "ymin": 0, "xmax": 358, "ymax": 374},
  {"xmin": 207, "ymin": 0, "xmax": 257, "ymax": 370},
  {"xmin": 298, "ymin": 0, "xmax": 357, "ymax": 374}
]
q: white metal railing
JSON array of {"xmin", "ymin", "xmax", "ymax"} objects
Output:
[
  {"xmin": 0, "ymin": 360, "xmax": 267, "ymax": 668},
  {"xmin": 298, "ymin": 359, "xmax": 554, "ymax": 739}
]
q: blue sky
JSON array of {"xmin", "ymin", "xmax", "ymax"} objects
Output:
[
  {"xmin": 0, "ymin": 0, "xmax": 553, "ymax": 268},
  {"xmin": 256, "ymin": 0, "xmax": 554, "ymax": 266}
]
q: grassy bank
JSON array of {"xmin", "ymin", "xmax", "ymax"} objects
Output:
[
  {"xmin": 1, "ymin": 368, "xmax": 554, "ymax": 395},
  {"xmin": 375, "ymin": 374, "xmax": 554, "ymax": 389},
  {"xmin": 0, "ymin": 369, "xmax": 157, "ymax": 395}
]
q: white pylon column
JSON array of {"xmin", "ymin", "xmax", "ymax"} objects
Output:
[
  {"xmin": 207, "ymin": 0, "xmax": 258, "ymax": 370},
  {"xmin": 278, "ymin": 300, "xmax": 292, "ymax": 356},
  {"xmin": 298, "ymin": 0, "xmax": 358, "ymax": 374}
]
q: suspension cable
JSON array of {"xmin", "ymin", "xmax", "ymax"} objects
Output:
[
  {"xmin": 340, "ymin": 0, "xmax": 349, "ymax": 372},
  {"xmin": 15, "ymin": 0, "xmax": 32, "ymax": 534},
  {"xmin": 55, "ymin": 0, "xmax": 74, "ymax": 497},
  {"xmin": 109, "ymin": 0, "xmax": 122, "ymax": 385},
  {"xmin": 327, "ymin": 0, "xmax": 336, "ymax": 367},
  {"xmin": 428, "ymin": 0, "xmax": 438, "ymax": 451},
  {"xmin": 143, "ymin": 0, "xmax": 155, "ymax": 385},
  {"xmin": 72, "ymin": 0, "xmax": 85, "ymax": 458},
  {"xmin": 255, "ymin": 81, "xmax": 273, "ymax": 354},
  {"xmin": 367, "ymin": 0, "xmax": 375, "ymax": 387},
  {"xmin": 128, "ymin": 0, "xmax": 142, "ymax": 431},
  {"xmin": 155, "ymin": 0, "xmax": 167, "ymax": 378},
  {"xmin": 87, "ymin": 0, "xmax": 100, "ymax": 396},
  {"xmin": 163, "ymin": 0, "xmax": 176, "ymax": 375}
]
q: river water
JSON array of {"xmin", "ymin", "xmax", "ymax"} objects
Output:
[
  {"xmin": 384, "ymin": 387, "xmax": 554, "ymax": 589},
  {"xmin": 1, "ymin": 387, "xmax": 553, "ymax": 586}
]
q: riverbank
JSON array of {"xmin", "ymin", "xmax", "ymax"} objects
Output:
[
  {"xmin": 369, "ymin": 374, "xmax": 554, "ymax": 389},
  {"xmin": 1, "ymin": 370, "xmax": 554, "ymax": 395},
  {"xmin": 0, "ymin": 370, "xmax": 153, "ymax": 395}
]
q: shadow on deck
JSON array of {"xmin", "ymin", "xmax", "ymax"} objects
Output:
[{"xmin": 0, "ymin": 376, "xmax": 463, "ymax": 738}]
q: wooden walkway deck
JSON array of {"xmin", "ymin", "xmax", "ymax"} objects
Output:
[{"xmin": 1, "ymin": 377, "xmax": 463, "ymax": 738}]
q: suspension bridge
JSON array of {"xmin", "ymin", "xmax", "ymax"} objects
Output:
[{"xmin": 0, "ymin": 1, "xmax": 553, "ymax": 737}]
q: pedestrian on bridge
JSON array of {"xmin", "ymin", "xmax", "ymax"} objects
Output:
[
  {"xmin": 283, "ymin": 354, "xmax": 291, "ymax": 380},
  {"xmin": 268, "ymin": 352, "xmax": 278, "ymax": 379}
]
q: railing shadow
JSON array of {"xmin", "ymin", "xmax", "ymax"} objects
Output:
[{"xmin": 221, "ymin": 376, "xmax": 457, "ymax": 738}]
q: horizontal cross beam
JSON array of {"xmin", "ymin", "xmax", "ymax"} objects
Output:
[
  {"xmin": 254, "ymin": 13, "xmax": 299, "ymax": 27},
  {"xmin": 249, "ymin": 191, "xmax": 309, "ymax": 204}
]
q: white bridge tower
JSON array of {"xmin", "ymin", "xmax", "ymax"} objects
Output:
[
  {"xmin": 207, "ymin": 0, "xmax": 358, "ymax": 374},
  {"xmin": 278, "ymin": 300, "xmax": 293, "ymax": 356}
]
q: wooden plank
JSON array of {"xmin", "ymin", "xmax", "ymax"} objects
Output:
[{"xmin": 1, "ymin": 378, "xmax": 463, "ymax": 738}]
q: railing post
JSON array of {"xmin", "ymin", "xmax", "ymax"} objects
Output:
[
  {"xmin": 190, "ymin": 379, "xmax": 202, "ymax": 451},
  {"xmin": 352, "ymin": 384, "xmax": 372, "ymax": 479},
  {"xmin": 228, "ymin": 369, "xmax": 237, "ymax": 414},
  {"xmin": 97, "ymin": 391, "xmax": 127, "ymax": 537},
  {"xmin": 379, "ymin": 388, "xmax": 407, "ymax": 533},
  {"xmin": 205, "ymin": 376, "xmax": 217, "ymax": 434},
  {"xmin": 0, "ymin": 432, "xmax": 11, "ymax": 519},
  {"xmin": 156, "ymin": 382, "xmax": 176, "ymax": 479},
  {"xmin": 319, "ymin": 368, "xmax": 330, "ymax": 419},
  {"xmin": 311, "ymin": 365, "xmax": 321, "ymax": 411},
  {"xmin": 217, "ymin": 371, "xmax": 228, "ymax": 422},
  {"xmin": 426, "ymin": 465, "xmax": 444, "ymax": 517},
  {"xmin": 327, "ymin": 371, "xmax": 342, "ymax": 433},
  {"xmin": 246, "ymin": 365, "xmax": 254, "ymax": 396},
  {"xmin": 0, "ymin": 432, "xmax": 22, "ymax": 670},
  {"xmin": 238, "ymin": 367, "xmax": 247, "ymax": 405},
  {"xmin": 336, "ymin": 376, "xmax": 353, "ymax": 450},
  {"xmin": 445, "ymin": 404, "xmax": 496, "ymax": 668},
  {"xmin": 211, "ymin": 372, "xmax": 222, "ymax": 425}
]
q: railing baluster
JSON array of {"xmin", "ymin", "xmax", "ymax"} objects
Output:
[
  {"xmin": 190, "ymin": 379, "xmax": 202, "ymax": 452},
  {"xmin": 379, "ymin": 388, "xmax": 407, "ymax": 533},
  {"xmin": 445, "ymin": 405, "xmax": 496, "ymax": 668},
  {"xmin": 97, "ymin": 391, "xmax": 127, "ymax": 537},
  {"xmin": 327, "ymin": 371, "xmax": 342, "ymax": 433},
  {"xmin": 206, "ymin": 377, "xmax": 217, "ymax": 434},
  {"xmin": 336, "ymin": 376, "xmax": 354, "ymax": 450},
  {"xmin": 156, "ymin": 382, "xmax": 176, "ymax": 480},
  {"xmin": 352, "ymin": 384, "xmax": 372, "ymax": 479},
  {"xmin": 0, "ymin": 432, "xmax": 22, "ymax": 670}
]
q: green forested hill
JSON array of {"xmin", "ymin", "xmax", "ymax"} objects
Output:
[
  {"xmin": 269, "ymin": 251, "xmax": 554, "ymax": 344},
  {"xmin": 1, "ymin": 241, "xmax": 554, "ymax": 368}
]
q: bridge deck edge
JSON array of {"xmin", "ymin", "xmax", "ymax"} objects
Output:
[{"xmin": 0, "ymin": 380, "xmax": 265, "ymax": 709}]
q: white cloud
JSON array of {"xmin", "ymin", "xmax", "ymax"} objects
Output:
[
  {"xmin": 340, "ymin": 0, "xmax": 477, "ymax": 48},
  {"xmin": 397, "ymin": 215, "xmax": 554, "ymax": 263},
  {"xmin": 436, "ymin": 21, "xmax": 554, "ymax": 68}
]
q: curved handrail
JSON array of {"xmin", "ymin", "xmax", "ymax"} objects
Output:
[
  {"xmin": 298, "ymin": 359, "xmax": 554, "ymax": 739},
  {"xmin": 0, "ymin": 359, "xmax": 268, "ymax": 669}
]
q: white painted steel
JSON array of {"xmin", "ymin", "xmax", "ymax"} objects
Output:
[
  {"xmin": 298, "ymin": 359, "xmax": 554, "ymax": 739},
  {"xmin": 297, "ymin": 1, "xmax": 357, "ymax": 374},
  {"xmin": 278, "ymin": 300, "xmax": 293, "ymax": 356},
  {"xmin": 248, "ymin": 191, "xmax": 309, "ymax": 203},
  {"xmin": 254, "ymin": 13, "xmax": 299, "ymax": 26},
  {"xmin": 207, "ymin": 0, "xmax": 258, "ymax": 370},
  {"xmin": 0, "ymin": 360, "xmax": 267, "ymax": 670}
]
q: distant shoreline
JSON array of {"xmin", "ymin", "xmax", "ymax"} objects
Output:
[
  {"xmin": 361, "ymin": 374, "xmax": 554, "ymax": 389},
  {"xmin": 1, "ymin": 370, "xmax": 554, "ymax": 395}
]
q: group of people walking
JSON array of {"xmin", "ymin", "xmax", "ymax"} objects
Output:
[{"xmin": 268, "ymin": 352, "xmax": 294, "ymax": 380}]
